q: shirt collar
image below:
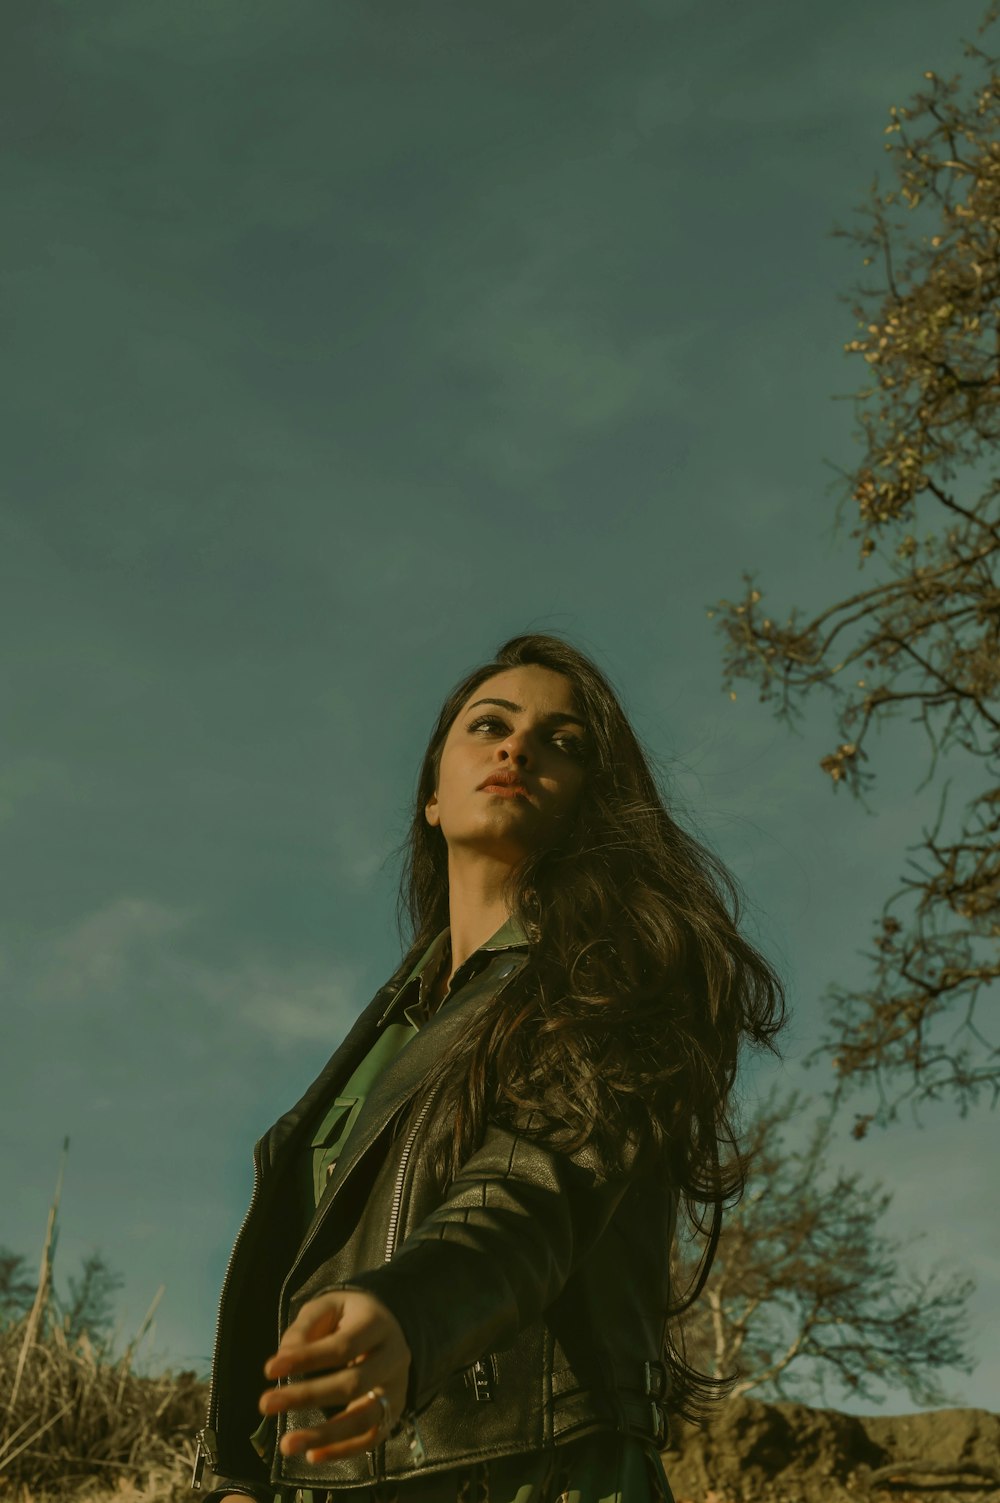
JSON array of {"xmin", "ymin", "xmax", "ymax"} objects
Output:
[
  {"xmin": 402, "ymin": 911, "xmax": 530, "ymax": 988},
  {"xmin": 380, "ymin": 912, "xmax": 530, "ymax": 1028}
]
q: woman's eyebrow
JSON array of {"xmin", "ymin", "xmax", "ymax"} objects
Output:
[{"xmin": 465, "ymin": 697, "xmax": 588, "ymax": 729}]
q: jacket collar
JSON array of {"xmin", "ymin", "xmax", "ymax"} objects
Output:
[{"xmin": 258, "ymin": 916, "xmax": 530, "ymax": 1174}]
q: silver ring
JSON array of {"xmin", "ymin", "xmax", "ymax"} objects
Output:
[{"xmin": 366, "ymin": 1388, "xmax": 392, "ymax": 1434}]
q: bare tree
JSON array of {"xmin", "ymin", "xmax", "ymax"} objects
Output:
[
  {"xmin": 0, "ymin": 1247, "xmax": 37, "ymax": 1326},
  {"xmin": 707, "ymin": 3, "xmax": 1000, "ymax": 1126},
  {"xmin": 3, "ymin": 1140, "xmax": 125, "ymax": 1363},
  {"xmin": 676, "ymin": 1090, "xmax": 975, "ymax": 1406},
  {"xmin": 54, "ymin": 1250, "xmax": 124, "ymax": 1357}
]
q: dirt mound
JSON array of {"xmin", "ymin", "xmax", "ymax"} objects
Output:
[
  {"xmin": 661, "ymin": 1396, "xmax": 1000, "ymax": 1503},
  {"xmin": 13, "ymin": 1393, "xmax": 999, "ymax": 1502}
]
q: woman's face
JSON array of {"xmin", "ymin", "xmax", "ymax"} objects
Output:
[{"xmin": 425, "ymin": 664, "xmax": 590, "ymax": 863}]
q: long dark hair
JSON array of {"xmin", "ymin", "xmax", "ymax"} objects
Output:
[{"xmin": 386, "ymin": 631, "xmax": 786, "ymax": 1420}]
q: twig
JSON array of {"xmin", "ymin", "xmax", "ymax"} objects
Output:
[
  {"xmin": 115, "ymin": 1284, "xmax": 166, "ymax": 1408},
  {"xmin": 0, "ymin": 1399, "xmax": 74, "ymax": 1474},
  {"xmin": 8, "ymin": 1139, "xmax": 69, "ymax": 1415}
]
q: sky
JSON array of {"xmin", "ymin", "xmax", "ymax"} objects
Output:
[{"xmin": 3, "ymin": 0, "xmax": 998, "ymax": 1420}]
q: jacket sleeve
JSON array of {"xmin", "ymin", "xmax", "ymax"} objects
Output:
[{"xmin": 304, "ymin": 1110, "xmax": 643, "ymax": 1416}]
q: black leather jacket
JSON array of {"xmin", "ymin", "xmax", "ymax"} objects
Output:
[{"xmin": 192, "ymin": 946, "xmax": 676, "ymax": 1500}]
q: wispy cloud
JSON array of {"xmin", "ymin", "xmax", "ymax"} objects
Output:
[{"xmin": 22, "ymin": 896, "xmax": 365, "ymax": 1051}]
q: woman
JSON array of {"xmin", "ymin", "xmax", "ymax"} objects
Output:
[{"xmin": 192, "ymin": 632, "xmax": 785, "ymax": 1503}]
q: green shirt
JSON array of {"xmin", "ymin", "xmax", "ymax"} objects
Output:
[
  {"xmin": 301, "ymin": 915, "xmax": 526, "ymax": 1211},
  {"xmin": 251, "ymin": 917, "xmax": 673, "ymax": 1502}
]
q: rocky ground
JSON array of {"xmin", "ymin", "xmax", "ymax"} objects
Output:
[{"xmin": 661, "ymin": 1396, "xmax": 1000, "ymax": 1502}]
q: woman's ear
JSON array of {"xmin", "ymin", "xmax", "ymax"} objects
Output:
[{"xmin": 424, "ymin": 791, "xmax": 439, "ymax": 828}]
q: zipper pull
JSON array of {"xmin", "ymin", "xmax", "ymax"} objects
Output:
[
  {"xmin": 467, "ymin": 1357, "xmax": 494, "ymax": 1401},
  {"xmin": 191, "ymin": 1427, "xmax": 219, "ymax": 1489}
]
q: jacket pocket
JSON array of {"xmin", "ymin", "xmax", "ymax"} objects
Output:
[{"xmin": 309, "ymin": 1095, "xmax": 360, "ymax": 1202}]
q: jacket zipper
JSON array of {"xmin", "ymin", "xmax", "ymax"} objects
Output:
[
  {"xmin": 382, "ymin": 953, "xmax": 523, "ymax": 1269},
  {"xmin": 384, "ymin": 1080, "xmax": 494, "ymax": 1415},
  {"xmin": 190, "ymin": 1426, "xmax": 217, "ymax": 1491},
  {"xmin": 376, "ymin": 1079, "xmax": 446, "ymax": 1467},
  {"xmin": 191, "ymin": 1140, "xmax": 264, "ymax": 1490},
  {"xmin": 383, "ymin": 1080, "xmax": 443, "ymax": 1265}
]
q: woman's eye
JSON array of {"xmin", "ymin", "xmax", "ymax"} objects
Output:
[
  {"xmin": 468, "ymin": 715, "xmax": 506, "ymax": 734},
  {"xmin": 468, "ymin": 716, "xmax": 585, "ymax": 759},
  {"xmin": 554, "ymin": 735, "xmax": 586, "ymax": 759}
]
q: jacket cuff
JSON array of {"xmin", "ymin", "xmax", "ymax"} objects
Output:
[
  {"xmin": 197, "ymin": 1475, "xmax": 273, "ymax": 1503},
  {"xmin": 193, "ymin": 1449, "xmax": 273, "ymax": 1503},
  {"xmin": 201, "ymin": 1491, "xmax": 272, "ymax": 1503}
]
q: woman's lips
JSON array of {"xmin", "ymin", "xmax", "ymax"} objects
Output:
[{"xmin": 481, "ymin": 784, "xmax": 529, "ymax": 797}]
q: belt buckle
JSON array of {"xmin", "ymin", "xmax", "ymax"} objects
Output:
[{"xmin": 643, "ymin": 1361, "xmax": 667, "ymax": 1445}]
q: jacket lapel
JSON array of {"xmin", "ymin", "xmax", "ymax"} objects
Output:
[
  {"xmin": 256, "ymin": 949, "xmax": 530, "ymax": 1184},
  {"xmin": 256, "ymin": 977, "xmax": 403, "ymax": 1174},
  {"xmin": 317, "ymin": 949, "xmax": 530, "ymax": 1209}
]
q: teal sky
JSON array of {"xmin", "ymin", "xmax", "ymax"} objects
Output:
[{"xmin": 4, "ymin": 0, "xmax": 997, "ymax": 1415}]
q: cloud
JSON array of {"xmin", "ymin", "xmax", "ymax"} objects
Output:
[
  {"xmin": 41, "ymin": 896, "xmax": 192, "ymax": 995},
  {"xmin": 236, "ymin": 966, "xmax": 363, "ymax": 1044},
  {"xmin": 21, "ymin": 895, "xmax": 365, "ymax": 1050}
]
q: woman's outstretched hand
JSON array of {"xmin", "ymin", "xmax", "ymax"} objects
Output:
[{"xmin": 258, "ymin": 1289, "xmax": 412, "ymax": 1464}]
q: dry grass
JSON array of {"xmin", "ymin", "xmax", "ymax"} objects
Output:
[
  {"xmin": 0, "ymin": 1315, "xmax": 205, "ymax": 1503},
  {"xmin": 1, "ymin": 1147, "xmax": 205, "ymax": 1503}
]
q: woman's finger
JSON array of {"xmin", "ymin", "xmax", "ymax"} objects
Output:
[
  {"xmin": 263, "ymin": 1331, "xmax": 379, "ymax": 1380},
  {"xmin": 278, "ymin": 1296, "xmax": 343, "ymax": 1347},
  {"xmin": 279, "ymin": 1386, "xmax": 396, "ymax": 1463},
  {"xmin": 265, "ymin": 1293, "xmax": 393, "ymax": 1378},
  {"xmin": 261, "ymin": 1350, "xmax": 391, "ymax": 1418}
]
